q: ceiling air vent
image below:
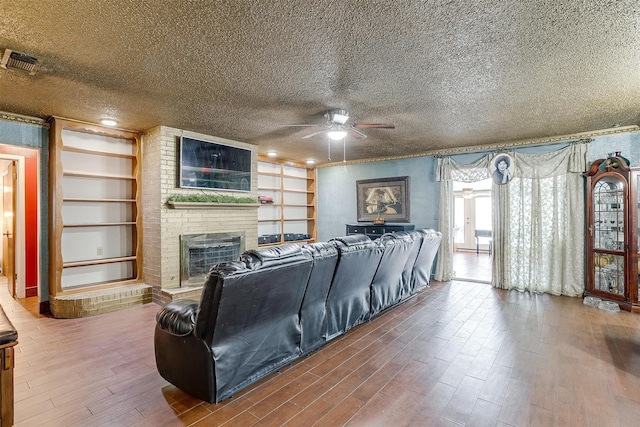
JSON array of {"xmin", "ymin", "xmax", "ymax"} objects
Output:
[{"xmin": 0, "ymin": 49, "xmax": 42, "ymax": 75}]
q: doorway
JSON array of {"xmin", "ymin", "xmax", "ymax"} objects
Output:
[
  {"xmin": 0, "ymin": 144, "xmax": 40, "ymax": 301},
  {"xmin": 2, "ymin": 161, "xmax": 16, "ymax": 297},
  {"xmin": 453, "ymin": 179, "xmax": 492, "ymax": 282}
]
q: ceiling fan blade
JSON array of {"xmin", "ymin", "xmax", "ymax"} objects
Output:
[
  {"xmin": 352, "ymin": 123, "xmax": 396, "ymax": 129},
  {"xmin": 301, "ymin": 130, "xmax": 327, "ymax": 139},
  {"xmin": 348, "ymin": 128, "xmax": 367, "ymax": 140}
]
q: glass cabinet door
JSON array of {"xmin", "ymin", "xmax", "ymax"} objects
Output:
[{"xmin": 592, "ymin": 176, "xmax": 625, "ymax": 296}]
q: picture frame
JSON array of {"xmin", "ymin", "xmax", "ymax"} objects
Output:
[
  {"xmin": 356, "ymin": 176, "xmax": 410, "ymax": 222},
  {"xmin": 490, "ymin": 152, "xmax": 515, "ymax": 185}
]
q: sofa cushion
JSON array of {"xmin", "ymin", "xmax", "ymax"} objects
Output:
[
  {"xmin": 326, "ymin": 235, "xmax": 384, "ymax": 339},
  {"xmin": 410, "ymin": 229, "xmax": 442, "ymax": 291},
  {"xmin": 370, "ymin": 231, "xmax": 420, "ymax": 315},
  {"xmin": 300, "ymin": 242, "xmax": 339, "ymax": 353}
]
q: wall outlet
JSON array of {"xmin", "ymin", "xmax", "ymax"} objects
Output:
[{"xmin": 97, "ymin": 247, "xmax": 103, "ymax": 256}]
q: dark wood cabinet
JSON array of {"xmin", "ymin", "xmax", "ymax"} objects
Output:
[
  {"xmin": 585, "ymin": 156, "xmax": 640, "ymax": 312},
  {"xmin": 346, "ymin": 223, "xmax": 414, "ymax": 240}
]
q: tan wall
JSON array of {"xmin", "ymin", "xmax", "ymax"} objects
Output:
[{"xmin": 142, "ymin": 126, "xmax": 258, "ymax": 297}]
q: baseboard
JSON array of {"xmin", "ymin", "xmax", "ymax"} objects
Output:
[{"xmin": 39, "ymin": 301, "xmax": 51, "ymax": 315}]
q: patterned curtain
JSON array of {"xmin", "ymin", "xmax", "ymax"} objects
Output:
[
  {"xmin": 436, "ymin": 142, "xmax": 588, "ymax": 296},
  {"xmin": 493, "ymin": 143, "xmax": 588, "ymax": 296}
]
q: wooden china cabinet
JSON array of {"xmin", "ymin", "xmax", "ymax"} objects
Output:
[{"xmin": 584, "ymin": 155, "xmax": 640, "ymax": 312}]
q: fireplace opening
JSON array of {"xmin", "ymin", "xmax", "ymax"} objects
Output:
[{"xmin": 180, "ymin": 232, "xmax": 245, "ymax": 286}]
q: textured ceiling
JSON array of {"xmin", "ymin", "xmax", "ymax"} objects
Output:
[{"xmin": 1, "ymin": 0, "xmax": 639, "ymax": 165}]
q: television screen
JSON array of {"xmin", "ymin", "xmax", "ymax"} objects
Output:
[{"xmin": 179, "ymin": 136, "xmax": 252, "ymax": 191}]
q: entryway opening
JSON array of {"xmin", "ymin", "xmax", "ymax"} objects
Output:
[{"xmin": 453, "ymin": 179, "xmax": 492, "ymax": 283}]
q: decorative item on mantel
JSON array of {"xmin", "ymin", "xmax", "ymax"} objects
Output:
[{"xmin": 167, "ymin": 194, "xmax": 259, "ymax": 209}]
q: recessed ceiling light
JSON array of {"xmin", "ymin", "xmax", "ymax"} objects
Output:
[
  {"xmin": 306, "ymin": 160, "xmax": 315, "ymax": 164},
  {"xmin": 100, "ymin": 118, "xmax": 118, "ymax": 127},
  {"xmin": 267, "ymin": 151, "xmax": 277, "ymax": 157}
]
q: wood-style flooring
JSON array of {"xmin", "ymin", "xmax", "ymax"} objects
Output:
[
  {"xmin": 453, "ymin": 251, "xmax": 492, "ymax": 283},
  {"xmin": 4, "ymin": 277, "xmax": 640, "ymax": 426}
]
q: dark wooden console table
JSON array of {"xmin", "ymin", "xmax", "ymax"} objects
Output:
[{"xmin": 346, "ymin": 223, "xmax": 414, "ymax": 240}]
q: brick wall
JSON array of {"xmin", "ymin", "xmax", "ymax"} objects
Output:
[{"xmin": 142, "ymin": 126, "xmax": 258, "ymax": 301}]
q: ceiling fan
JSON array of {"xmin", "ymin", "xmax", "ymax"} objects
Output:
[{"xmin": 287, "ymin": 109, "xmax": 395, "ymax": 141}]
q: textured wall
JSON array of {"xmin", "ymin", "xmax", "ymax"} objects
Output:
[
  {"xmin": 317, "ymin": 156, "xmax": 439, "ymax": 241},
  {"xmin": 317, "ymin": 130, "xmax": 640, "ymax": 242},
  {"xmin": 588, "ymin": 131, "xmax": 640, "ymax": 165}
]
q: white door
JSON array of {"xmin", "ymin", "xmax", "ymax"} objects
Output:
[{"xmin": 453, "ymin": 180, "xmax": 492, "ymax": 252}]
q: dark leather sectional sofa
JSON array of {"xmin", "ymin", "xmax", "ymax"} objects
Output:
[{"xmin": 154, "ymin": 229, "xmax": 442, "ymax": 403}]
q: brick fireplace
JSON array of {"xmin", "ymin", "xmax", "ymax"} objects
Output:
[{"xmin": 142, "ymin": 125, "xmax": 258, "ymax": 304}]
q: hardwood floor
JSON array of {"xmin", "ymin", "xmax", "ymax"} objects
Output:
[
  {"xmin": 3, "ymin": 277, "xmax": 640, "ymax": 426},
  {"xmin": 453, "ymin": 251, "xmax": 492, "ymax": 283}
]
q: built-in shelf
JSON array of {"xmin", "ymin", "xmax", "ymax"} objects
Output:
[
  {"xmin": 258, "ymin": 203, "xmax": 314, "ymax": 208},
  {"xmin": 282, "ymin": 189, "xmax": 313, "ymax": 194},
  {"xmin": 257, "ymin": 159, "xmax": 317, "ymax": 247},
  {"xmin": 63, "ymin": 255, "xmax": 137, "ymax": 268},
  {"xmin": 64, "ymin": 222, "xmax": 137, "ymax": 227},
  {"xmin": 63, "ymin": 198, "xmax": 136, "ymax": 203},
  {"xmin": 50, "ymin": 117, "xmax": 143, "ymax": 303},
  {"xmin": 62, "ymin": 145, "xmax": 136, "ymax": 159},
  {"xmin": 63, "ymin": 170, "xmax": 136, "ymax": 180}
]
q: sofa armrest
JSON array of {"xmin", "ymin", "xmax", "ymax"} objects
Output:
[
  {"xmin": 0, "ymin": 305, "xmax": 17, "ymax": 346},
  {"xmin": 156, "ymin": 300, "xmax": 199, "ymax": 336}
]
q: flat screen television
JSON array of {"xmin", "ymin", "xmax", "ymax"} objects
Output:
[{"xmin": 179, "ymin": 136, "xmax": 252, "ymax": 191}]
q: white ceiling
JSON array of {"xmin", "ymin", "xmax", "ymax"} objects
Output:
[{"xmin": 1, "ymin": 1, "xmax": 639, "ymax": 164}]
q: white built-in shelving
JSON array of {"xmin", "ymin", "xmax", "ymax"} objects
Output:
[
  {"xmin": 257, "ymin": 159, "xmax": 316, "ymax": 246},
  {"xmin": 49, "ymin": 118, "xmax": 142, "ymax": 293}
]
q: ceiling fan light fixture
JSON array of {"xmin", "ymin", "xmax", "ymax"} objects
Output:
[
  {"xmin": 330, "ymin": 110, "xmax": 349, "ymax": 125},
  {"xmin": 327, "ymin": 130, "xmax": 347, "ymax": 140},
  {"xmin": 267, "ymin": 151, "xmax": 277, "ymax": 157},
  {"xmin": 306, "ymin": 159, "xmax": 315, "ymax": 164}
]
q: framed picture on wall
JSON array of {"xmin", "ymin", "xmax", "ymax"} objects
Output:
[
  {"xmin": 490, "ymin": 153, "xmax": 515, "ymax": 185},
  {"xmin": 356, "ymin": 176, "xmax": 410, "ymax": 222}
]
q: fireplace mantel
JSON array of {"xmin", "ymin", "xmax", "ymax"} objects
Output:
[{"xmin": 167, "ymin": 201, "xmax": 260, "ymax": 209}]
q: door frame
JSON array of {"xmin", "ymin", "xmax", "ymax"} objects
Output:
[{"xmin": 0, "ymin": 154, "xmax": 27, "ymax": 298}]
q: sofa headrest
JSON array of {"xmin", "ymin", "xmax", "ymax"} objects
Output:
[
  {"xmin": 241, "ymin": 243, "xmax": 310, "ymax": 269},
  {"xmin": 417, "ymin": 229, "xmax": 442, "ymax": 240},
  {"xmin": 209, "ymin": 260, "xmax": 248, "ymax": 276},
  {"xmin": 378, "ymin": 231, "xmax": 413, "ymax": 244},
  {"xmin": 302, "ymin": 242, "xmax": 338, "ymax": 258},
  {"xmin": 329, "ymin": 234, "xmax": 372, "ymax": 247}
]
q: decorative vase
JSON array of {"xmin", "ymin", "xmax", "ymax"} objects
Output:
[
  {"xmin": 373, "ymin": 215, "xmax": 385, "ymax": 225},
  {"xmin": 615, "ymin": 151, "xmax": 630, "ymax": 166}
]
